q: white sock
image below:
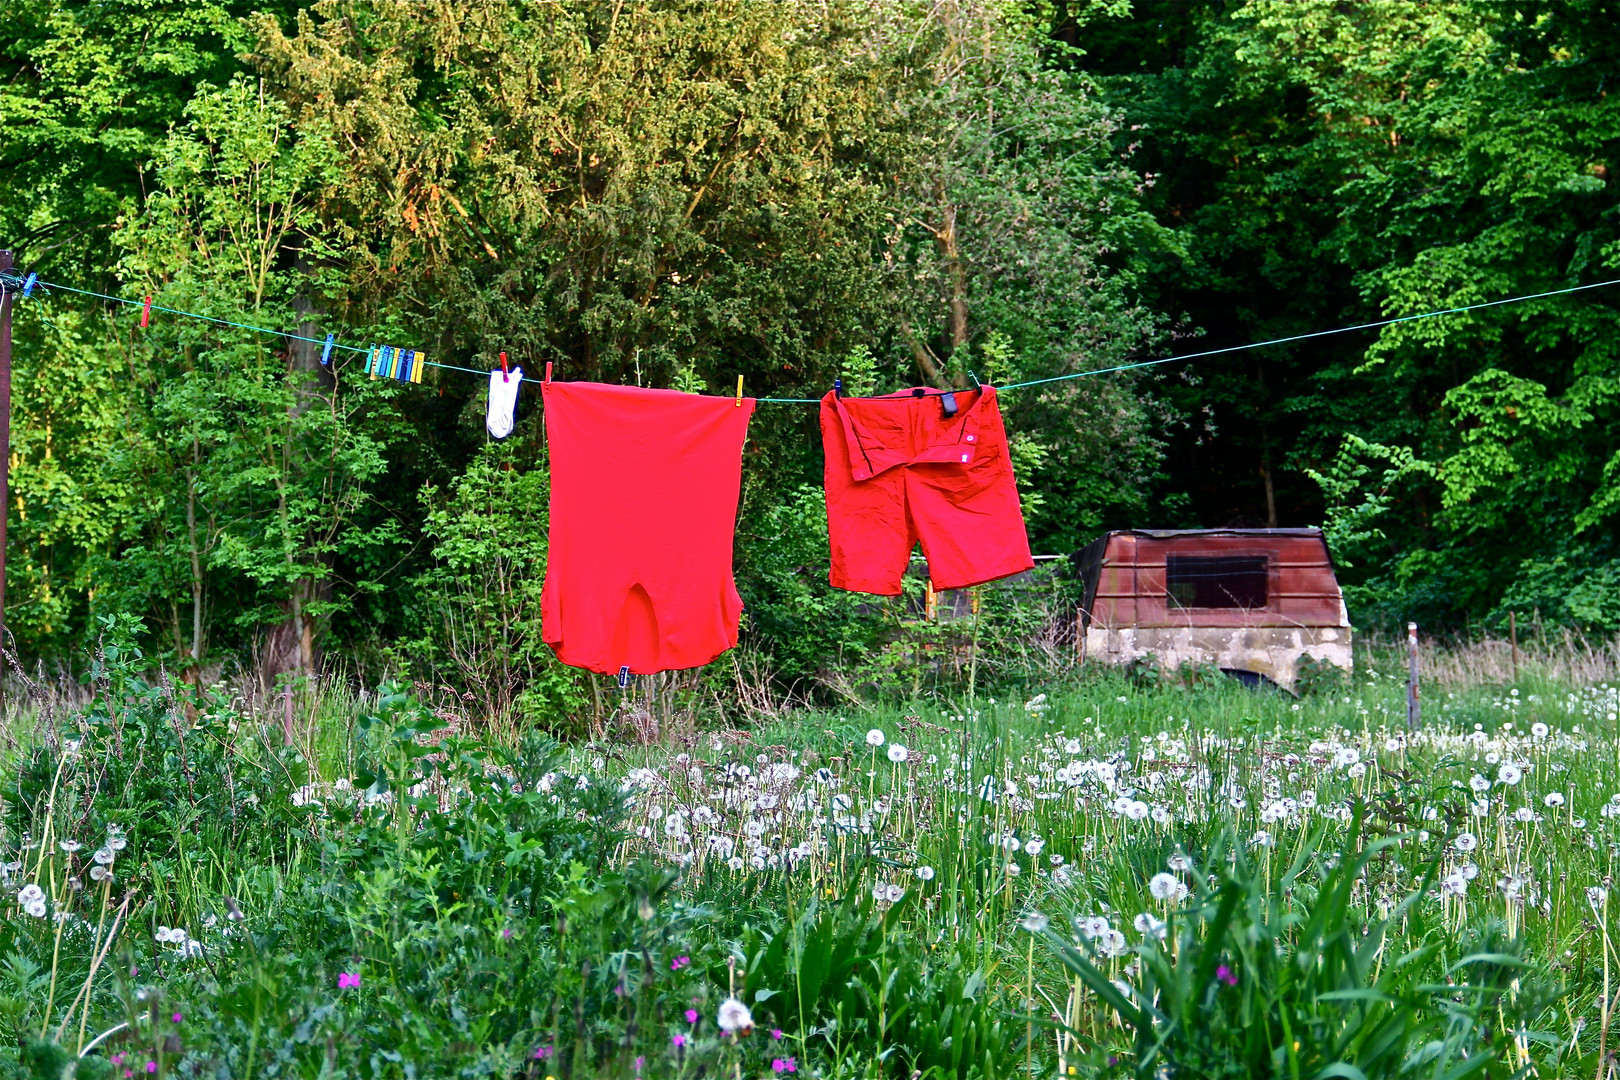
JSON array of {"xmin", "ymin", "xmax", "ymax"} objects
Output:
[{"xmin": 486, "ymin": 367, "xmax": 524, "ymax": 439}]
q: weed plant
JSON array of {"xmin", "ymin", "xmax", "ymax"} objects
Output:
[{"xmin": 0, "ymin": 623, "xmax": 1616, "ymax": 1078}]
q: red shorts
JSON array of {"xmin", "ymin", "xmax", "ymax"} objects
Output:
[{"xmin": 820, "ymin": 386, "xmax": 1033, "ymax": 595}]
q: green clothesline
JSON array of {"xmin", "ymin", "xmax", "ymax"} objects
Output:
[{"xmin": 5, "ymin": 270, "xmax": 1619, "ymax": 401}]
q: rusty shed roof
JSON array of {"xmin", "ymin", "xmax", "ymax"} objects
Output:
[{"xmin": 1073, "ymin": 528, "xmax": 1346, "ymax": 630}]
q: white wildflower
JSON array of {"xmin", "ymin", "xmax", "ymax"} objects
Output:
[
  {"xmin": 1019, "ymin": 911, "xmax": 1050, "ymax": 933},
  {"xmin": 1097, "ymin": 928, "xmax": 1129, "ymax": 957},
  {"xmin": 1148, "ymin": 873, "xmax": 1179, "ymax": 901},
  {"xmin": 1497, "ymin": 763, "xmax": 1523, "ymax": 786},
  {"xmin": 865, "ymin": 729, "xmax": 885, "ymax": 747},
  {"xmin": 717, "ymin": 997, "xmax": 754, "ymax": 1035},
  {"xmin": 887, "ymin": 744, "xmax": 908, "ymax": 764}
]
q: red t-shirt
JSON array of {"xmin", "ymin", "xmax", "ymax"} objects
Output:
[{"xmin": 541, "ymin": 381, "xmax": 754, "ymax": 674}]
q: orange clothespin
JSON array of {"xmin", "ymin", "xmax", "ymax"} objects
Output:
[
  {"xmin": 499, "ymin": 351, "xmax": 510, "ymax": 383},
  {"xmin": 140, "ymin": 296, "xmax": 152, "ymax": 328},
  {"xmin": 735, "ymin": 375, "xmax": 744, "ymax": 406}
]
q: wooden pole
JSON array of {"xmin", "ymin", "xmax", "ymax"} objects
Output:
[
  {"xmin": 1405, "ymin": 621, "xmax": 1420, "ymax": 730},
  {"xmin": 0, "ymin": 249, "xmax": 12, "ymax": 714},
  {"xmin": 1509, "ymin": 610, "xmax": 1520, "ymax": 683}
]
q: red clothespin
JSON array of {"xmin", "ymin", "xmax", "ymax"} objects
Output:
[
  {"xmin": 140, "ymin": 296, "xmax": 153, "ymax": 328},
  {"xmin": 545, "ymin": 361, "xmax": 553, "ymax": 383},
  {"xmin": 499, "ymin": 351, "xmax": 510, "ymax": 383}
]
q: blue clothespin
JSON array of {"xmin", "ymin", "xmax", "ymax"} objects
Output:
[
  {"xmin": 834, "ymin": 378, "xmax": 843, "ymax": 398},
  {"xmin": 320, "ymin": 333, "xmax": 335, "ymax": 366},
  {"xmin": 617, "ymin": 665, "xmax": 631, "ymax": 690},
  {"xmin": 21, "ymin": 273, "xmax": 36, "ymax": 298}
]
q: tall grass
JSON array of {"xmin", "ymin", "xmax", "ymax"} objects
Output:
[{"xmin": 0, "ymin": 629, "xmax": 1616, "ymax": 1077}]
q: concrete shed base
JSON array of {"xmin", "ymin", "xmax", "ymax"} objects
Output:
[{"xmin": 1083, "ymin": 625, "xmax": 1352, "ymax": 694}]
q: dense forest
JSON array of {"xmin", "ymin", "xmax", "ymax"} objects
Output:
[{"xmin": 0, "ymin": 0, "xmax": 1616, "ymax": 711}]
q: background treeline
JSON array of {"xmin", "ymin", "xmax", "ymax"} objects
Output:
[{"xmin": 0, "ymin": 0, "xmax": 1616, "ymax": 716}]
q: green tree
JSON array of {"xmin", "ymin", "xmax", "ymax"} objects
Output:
[
  {"xmin": 1074, "ymin": 0, "xmax": 1620, "ymax": 629},
  {"xmin": 99, "ymin": 76, "xmax": 397, "ymax": 676}
]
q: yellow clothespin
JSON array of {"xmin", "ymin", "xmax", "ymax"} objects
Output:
[
  {"xmin": 368, "ymin": 344, "xmax": 379, "ymax": 379},
  {"xmin": 735, "ymin": 375, "xmax": 744, "ymax": 406},
  {"xmin": 412, "ymin": 352, "xmax": 425, "ymax": 383}
]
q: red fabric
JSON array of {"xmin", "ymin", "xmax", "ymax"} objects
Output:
[
  {"xmin": 542, "ymin": 382, "xmax": 754, "ymax": 674},
  {"xmin": 821, "ymin": 386, "xmax": 1033, "ymax": 595}
]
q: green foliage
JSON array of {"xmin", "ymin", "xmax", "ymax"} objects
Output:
[
  {"xmin": 1038, "ymin": 815, "xmax": 1542, "ymax": 1080},
  {"xmin": 405, "ymin": 440, "xmax": 587, "ymax": 732},
  {"xmin": 1075, "ymin": 0, "xmax": 1620, "ymax": 629},
  {"xmin": 736, "ymin": 484, "xmax": 895, "ymax": 694},
  {"xmin": 740, "ymin": 888, "xmax": 1010, "ymax": 1079}
]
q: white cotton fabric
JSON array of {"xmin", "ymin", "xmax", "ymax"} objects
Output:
[{"xmin": 486, "ymin": 367, "xmax": 523, "ymax": 439}]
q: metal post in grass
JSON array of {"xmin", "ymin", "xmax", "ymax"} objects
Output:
[
  {"xmin": 1510, "ymin": 610, "xmax": 1520, "ymax": 682},
  {"xmin": 1406, "ymin": 622, "xmax": 1420, "ymax": 730}
]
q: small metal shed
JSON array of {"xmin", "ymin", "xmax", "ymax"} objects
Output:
[{"xmin": 1072, "ymin": 528, "xmax": 1352, "ymax": 691}]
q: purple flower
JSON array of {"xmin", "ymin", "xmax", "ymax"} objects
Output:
[
  {"xmin": 502, "ymin": 927, "xmax": 514, "ymax": 940},
  {"xmin": 672, "ymin": 1033, "xmax": 687, "ymax": 1048},
  {"xmin": 338, "ymin": 972, "xmax": 361, "ymax": 990},
  {"xmin": 1216, "ymin": 964, "xmax": 1238, "ymax": 987},
  {"xmin": 146, "ymin": 1064, "xmax": 157, "ymax": 1075},
  {"xmin": 685, "ymin": 1008, "xmax": 699, "ymax": 1024},
  {"xmin": 670, "ymin": 955, "xmax": 691, "ymax": 971},
  {"xmin": 772, "ymin": 1028, "xmax": 784, "ymax": 1040},
  {"xmin": 533, "ymin": 1045, "xmax": 554, "ymax": 1061},
  {"xmin": 772, "ymin": 1057, "xmax": 797, "ymax": 1074},
  {"xmin": 171, "ymin": 1012, "xmax": 183, "ymax": 1024},
  {"xmin": 635, "ymin": 1056, "xmax": 645, "ymax": 1072}
]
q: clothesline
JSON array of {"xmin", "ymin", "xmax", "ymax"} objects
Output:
[{"xmin": 4, "ymin": 270, "xmax": 1619, "ymax": 401}]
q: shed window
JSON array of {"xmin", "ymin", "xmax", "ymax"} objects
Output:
[{"xmin": 1166, "ymin": 554, "xmax": 1269, "ymax": 609}]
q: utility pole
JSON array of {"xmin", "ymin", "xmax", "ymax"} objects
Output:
[{"xmin": 0, "ymin": 249, "xmax": 13, "ymax": 714}]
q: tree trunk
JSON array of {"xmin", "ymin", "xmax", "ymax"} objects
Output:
[
  {"xmin": 259, "ymin": 296, "xmax": 335, "ymax": 690},
  {"xmin": 934, "ymin": 179, "xmax": 970, "ymax": 390}
]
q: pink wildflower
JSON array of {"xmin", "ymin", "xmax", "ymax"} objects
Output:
[
  {"xmin": 672, "ymin": 1033, "xmax": 687, "ymax": 1048},
  {"xmin": 685, "ymin": 1009, "xmax": 699, "ymax": 1024},
  {"xmin": 338, "ymin": 972, "xmax": 361, "ymax": 990}
]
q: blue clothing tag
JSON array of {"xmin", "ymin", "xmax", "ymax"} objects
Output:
[{"xmin": 617, "ymin": 666, "xmax": 631, "ymax": 689}]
